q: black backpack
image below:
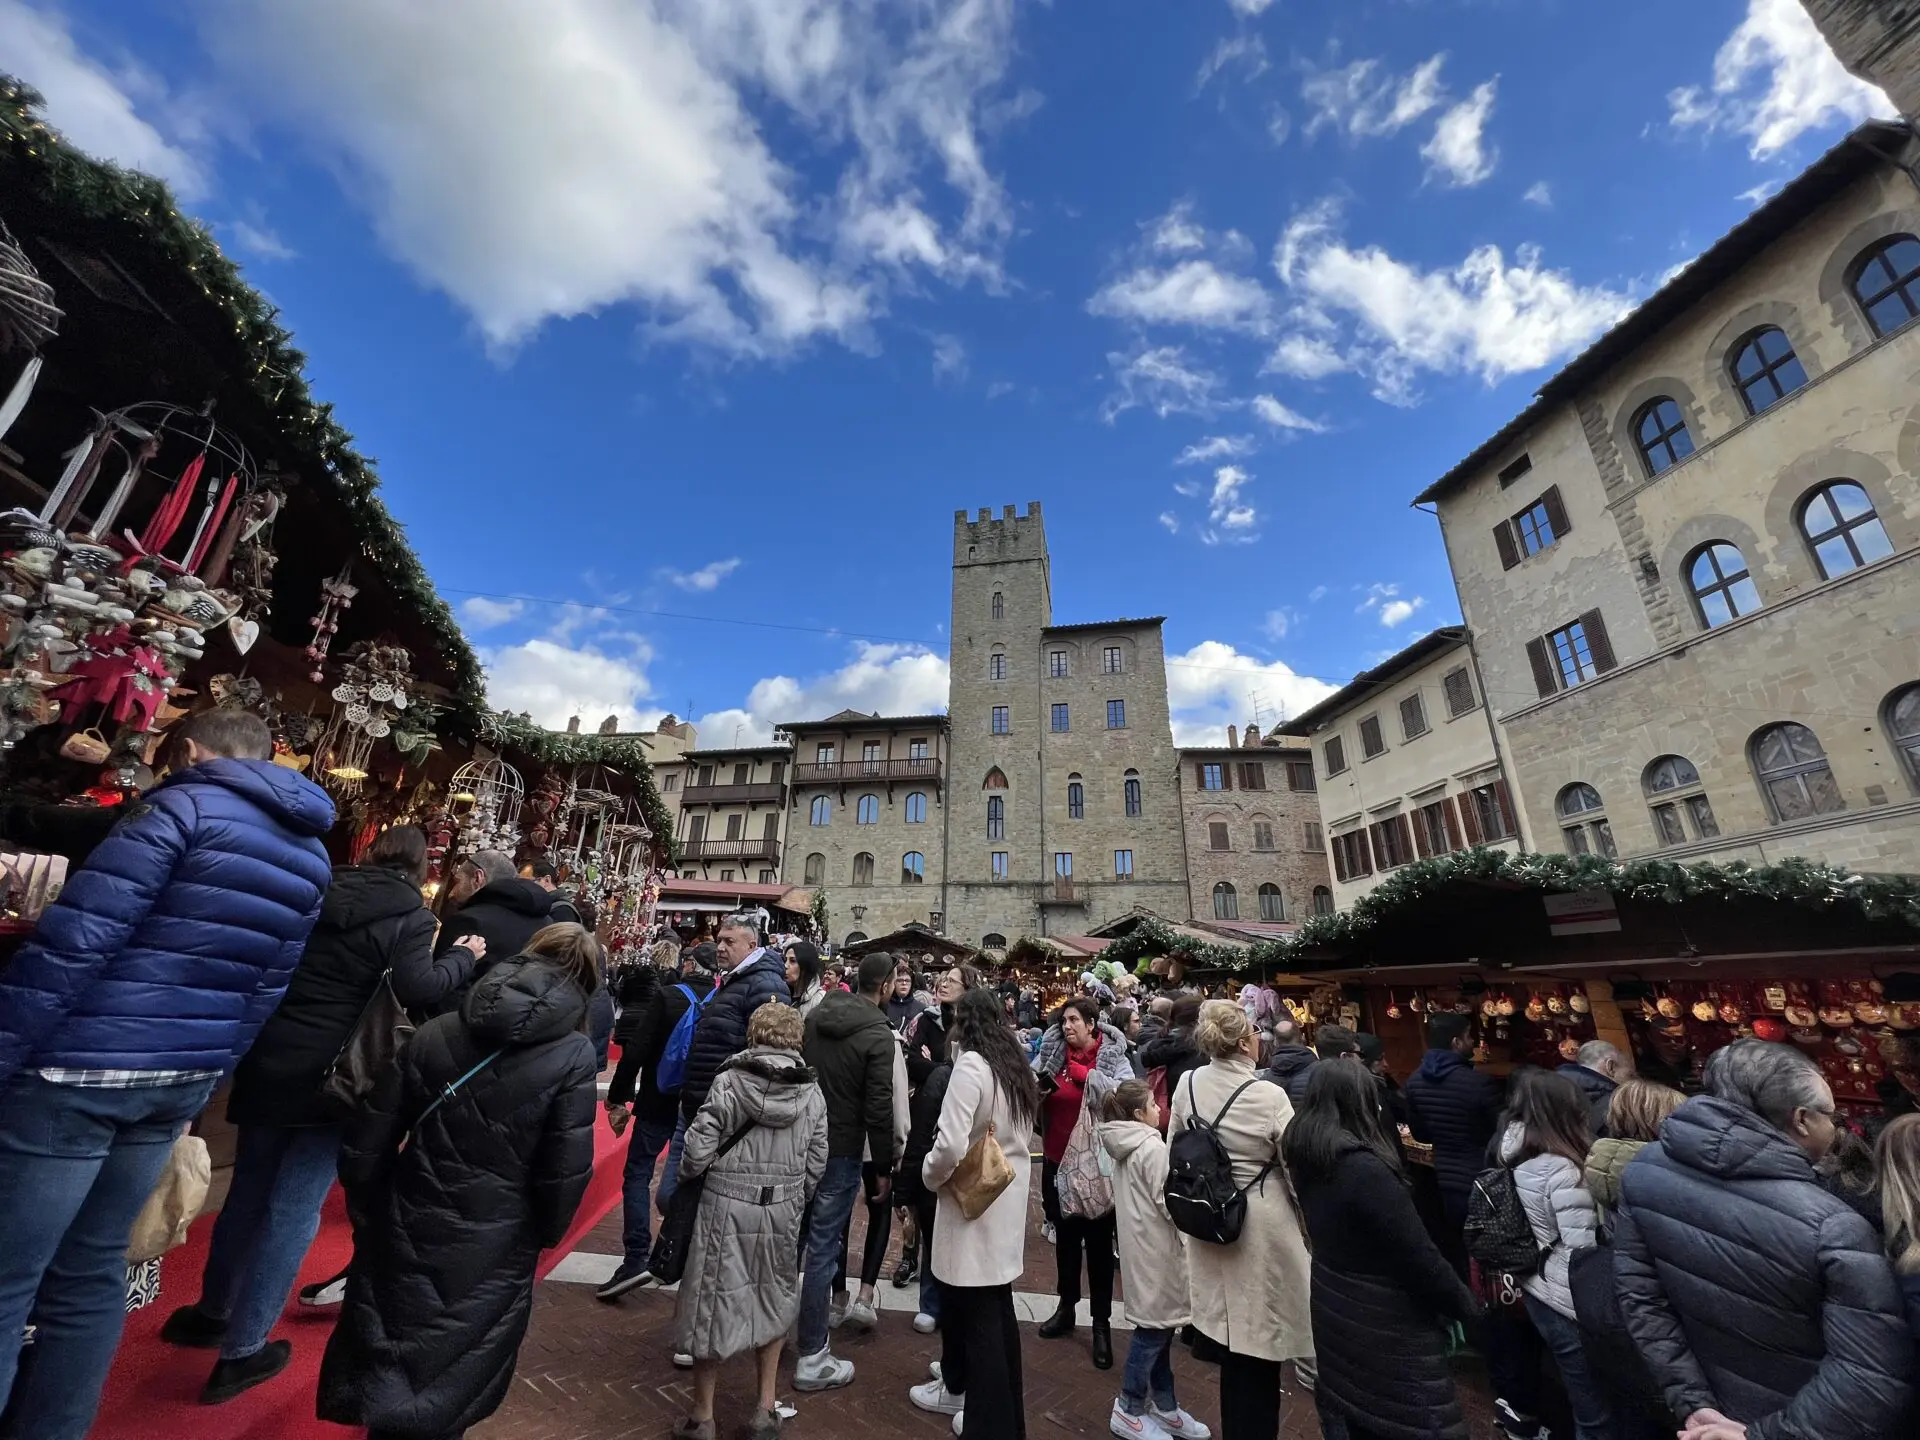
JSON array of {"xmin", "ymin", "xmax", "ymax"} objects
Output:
[
  {"xmin": 1464, "ymin": 1165, "xmax": 1544, "ymax": 1277},
  {"xmin": 1165, "ymin": 1073, "xmax": 1274, "ymax": 1245}
]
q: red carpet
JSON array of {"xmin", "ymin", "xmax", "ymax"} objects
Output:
[{"xmin": 91, "ymin": 1117, "xmax": 632, "ymax": 1440}]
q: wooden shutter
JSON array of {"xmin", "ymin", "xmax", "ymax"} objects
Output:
[
  {"xmin": 1208, "ymin": 821, "xmax": 1230, "ymax": 851},
  {"xmin": 1368, "ymin": 823, "xmax": 1386, "ymax": 869},
  {"xmin": 1459, "ymin": 790, "xmax": 1484, "ymax": 845},
  {"xmin": 1540, "ymin": 484, "xmax": 1571, "ymax": 540},
  {"xmin": 1443, "ymin": 797, "xmax": 1466, "ymax": 850},
  {"xmin": 1355, "ymin": 829, "xmax": 1374, "ymax": 876},
  {"xmin": 763, "ymin": 812, "xmax": 779, "ymax": 839},
  {"xmin": 688, "ymin": 814, "xmax": 707, "ymax": 843},
  {"xmin": 1222, "ymin": 762, "xmax": 1233, "ymax": 791},
  {"xmin": 1413, "ymin": 805, "xmax": 1434, "ymax": 858},
  {"xmin": 1580, "ymin": 608, "xmax": 1618, "ymax": 673},
  {"xmin": 1394, "ymin": 815, "xmax": 1416, "ymax": 863},
  {"xmin": 1194, "ymin": 762, "xmax": 1208, "ymax": 788},
  {"xmin": 1525, "ymin": 636, "xmax": 1559, "ymax": 698},
  {"xmin": 1494, "ymin": 780, "xmax": 1519, "ymax": 840},
  {"xmin": 1494, "ymin": 519, "xmax": 1521, "ymax": 570},
  {"xmin": 1332, "ymin": 838, "xmax": 1350, "ymax": 883}
]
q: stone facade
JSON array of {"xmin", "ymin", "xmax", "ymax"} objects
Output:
[
  {"xmin": 1802, "ymin": 0, "xmax": 1920, "ymax": 118},
  {"xmin": 1177, "ymin": 733, "xmax": 1332, "ymax": 924},
  {"xmin": 1429, "ymin": 148, "xmax": 1920, "ymax": 875},
  {"xmin": 779, "ymin": 712, "xmax": 949, "ymax": 946},
  {"xmin": 672, "ymin": 744, "xmax": 791, "ymax": 884}
]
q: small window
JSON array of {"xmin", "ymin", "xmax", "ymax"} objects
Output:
[
  {"xmin": 861, "ymin": 742, "xmax": 881, "ymax": 767},
  {"xmin": 1557, "ymin": 782, "xmax": 1605, "ymax": 818},
  {"xmin": 1644, "ymin": 755, "xmax": 1701, "ymax": 794},
  {"xmin": 1851, "ymin": 235, "xmax": 1920, "ymax": 336},
  {"xmin": 1496, "ymin": 486, "xmax": 1572, "ymax": 569},
  {"xmin": 1443, "ymin": 665, "xmax": 1476, "ymax": 717},
  {"xmin": 1208, "ymin": 821, "xmax": 1230, "ymax": 851},
  {"xmin": 1068, "ymin": 779, "xmax": 1085, "ymax": 819},
  {"xmin": 853, "ymin": 852, "xmax": 875, "ymax": 886},
  {"xmin": 1414, "ymin": 800, "xmax": 1453, "ymax": 857},
  {"xmin": 1114, "ymin": 849, "xmax": 1135, "ymax": 879},
  {"xmin": 733, "ymin": 763, "xmax": 751, "ymax": 785},
  {"xmin": 902, "ymin": 851, "xmax": 926, "ymax": 884},
  {"xmin": 1258, "ymin": 884, "xmax": 1285, "ymax": 922},
  {"xmin": 1324, "ymin": 736, "xmax": 1347, "ymax": 775},
  {"xmin": 1237, "ymin": 761, "xmax": 1266, "ymax": 790},
  {"xmin": 1103, "ymin": 646, "xmax": 1124, "ymax": 675},
  {"xmin": 1051, "ymin": 703, "xmax": 1070, "ymax": 732},
  {"xmin": 1515, "ymin": 497, "xmax": 1557, "ymax": 556},
  {"xmin": 1497, "ymin": 453, "xmax": 1533, "ymax": 487},
  {"xmin": 908, "ymin": 739, "xmax": 929, "ymax": 761},
  {"xmin": 991, "ymin": 705, "xmax": 1011, "ymax": 735},
  {"xmin": 720, "ymin": 870, "xmax": 735, "ymax": 882},
  {"xmin": 1302, "ymin": 821, "xmax": 1324, "ymax": 851},
  {"xmin": 989, "ymin": 653, "xmax": 1006, "ymax": 680},
  {"xmin": 987, "ymin": 795, "xmax": 1005, "ymax": 839},
  {"xmin": 1287, "ymin": 759, "xmax": 1316, "ymax": 791},
  {"xmin": 1050, "ymin": 650, "xmax": 1069, "ymax": 678},
  {"xmin": 661, "ymin": 773, "xmax": 679, "ymax": 792},
  {"xmin": 905, "ymin": 791, "xmax": 927, "ymax": 824},
  {"xmin": 1311, "ymin": 885, "xmax": 1335, "ymax": 916},
  {"xmin": 1633, "ymin": 397, "xmax": 1696, "ymax": 477},
  {"xmin": 759, "ymin": 869, "xmax": 776, "ymax": 884},
  {"xmin": 856, "ymin": 793, "xmax": 879, "ymax": 824},
  {"xmin": 1888, "ymin": 684, "xmax": 1920, "ymax": 793},
  {"xmin": 1055, "ymin": 852, "xmax": 1073, "ymax": 879},
  {"xmin": 1124, "ymin": 771, "xmax": 1143, "ymax": 817},
  {"xmin": 1358, "ymin": 715, "xmax": 1385, "ymax": 758},
  {"xmin": 1213, "ymin": 881, "xmax": 1239, "ymax": 920},
  {"xmin": 1399, "ymin": 693, "xmax": 1428, "ymax": 741},
  {"xmin": 991, "ymin": 591, "xmax": 1004, "ymax": 620},
  {"xmin": 1687, "ymin": 542, "xmax": 1762, "ymax": 627},
  {"xmin": 1751, "ymin": 722, "xmax": 1845, "ymax": 822},
  {"xmin": 697, "ymin": 765, "xmax": 715, "ymax": 786},
  {"xmin": 1107, "ymin": 699, "xmax": 1127, "ymax": 729},
  {"xmin": 1730, "ymin": 326, "xmax": 1808, "ymax": 415},
  {"xmin": 1550, "ymin": 620, "xmax": 1597, "ymax": 687},
  {"xmin": 1201, "ymin": 763, "xmax": 1225, "ymax": 791},
  {"xmin": 809, "ymin": 796, "xmax": 831, "ymax": 827},
  {"xmin": 1330, "ymin": 830, "xmax": 1372, "ymax": 882},
  {"xmin": 1467, "ymin": 781, "xmax": 1516, "ymax": 842},
  {"xmin": 804, "ymin": 852, "xmax": 825, "ymax": 885},
  {"xmin": 1800, "ymin": 481, "xmax": 1894, "ymax": 579},
  {"xmin": 982, "ymin": 931, "xmax": 1007, "ymax": 949},
  {"xmin": 1555, "ymin": 783, "xmax": 1616, "ymax": 858},
  {"xmin": 815, "ymin": 745, "xmax": 835, "ymax": 765},
  {"xmin": 1527, "ymin": 610, "xmax": 1617, "ymax": 697},
  {"xmin": 991, "ymin": 851, "xmax": 1009, "ymax": 881},
  {"xmin": 1252, "ymin": 820, "xmax": 1275, "ymax": 851},
  {"xmin": 1371, "ymin": 814, "xmax": 1416, "ymax": 869},
  {"xmin": 983, "ymin": 767, "xmax": 1008, "ymax": 789}
]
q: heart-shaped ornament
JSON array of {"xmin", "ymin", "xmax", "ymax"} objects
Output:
[{"xmin": 228, "ymin": 617, "xmax": 260, "ymax": 654}]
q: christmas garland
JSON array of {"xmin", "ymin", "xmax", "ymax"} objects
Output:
[
  {"xmin": 1095, "ymin": 850, "xmax": 1920, "ymax": 976},
  {"xmin": 479, "ymin": 710, "xmax": 677, "ymax": 859}
]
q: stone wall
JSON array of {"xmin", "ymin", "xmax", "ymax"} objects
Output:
[
  {"xmin": 1802, "ymin": 0, "xmax": 1920, "ymax": 117},
  {"xmin": 1178, "ymin": 744, "xmax": 1331, "ymax": 922}
]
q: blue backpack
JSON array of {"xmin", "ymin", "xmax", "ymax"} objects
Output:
[{"xmin": 655, "ymin": 984, "xmax": 711, "ymax": 1094}]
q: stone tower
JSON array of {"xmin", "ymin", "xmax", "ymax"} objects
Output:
[{"xmin": 1800, "ymin": 1, "xmax": 1920, "ymax": 118}]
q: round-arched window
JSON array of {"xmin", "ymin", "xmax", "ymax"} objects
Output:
[{"xmin": 1212, "ymin": 881, "xmax": 1238, "ymax": 921}]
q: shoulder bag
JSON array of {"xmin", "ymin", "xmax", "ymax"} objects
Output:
[
  {"xmin": 946, "ymin": 1081, "xmax": 1017, "ymax": 1221},
  {"xmin": 648, "ymin": 1118, "xmax": 758, "ymax": 1284},
  {"xmin": 321, "ymin": 969, "xmax": 416, "ymax": 1116}
]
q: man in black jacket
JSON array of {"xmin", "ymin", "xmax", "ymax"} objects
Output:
[
  {"xmin": 596, "ymin": 944, "xmax": 715, "ymax": 1300},
  {"xmin": 1263, "ymin": 1016, "xmax": 1359, "ymax": 1106},
  {"xmin": 429, "ymin": 854, "xmax": 553, "ymax": 1009},
  {"xmin": 1403, "ymin": 1013, "xmax": 1503, "ymax": 1239},
  {"xmin": 1557, "ymin": 1040, "xmax": 1624, "ymax": 1135}
]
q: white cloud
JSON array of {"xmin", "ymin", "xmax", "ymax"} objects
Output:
[
  {"xmin": 0, "ymin": 0, "xmax": 208, "ymax": 197},
  {"xmin": 1226, "ymin": 0, "xmax": 1276, "ymax": 14},
  {"xmin": 1266, "ymin": 107, "xmax": 1292, "ymax": 147},
  {"xmin": 1738, "ymin": 178, "xmax": 1785, "ymax": 206},
  {"xmin": 1308, "ymin": 584, "xmax": 1329, "ymax": 602},
  {"xmin": 460, "ymin": 595, "xmax": 526, "ymax": 631},
  {"xmin": 1250, "ymin": 393, "xmax": 1326, "ymax": 433},
  {"xmin": 1669, "ymin": 0, "xmax": 1892, "ymax": 159},
  {"xmin": 193, "ymin": 0, "xmax": 1027, "ymax": 356},
  {"xmin": 931, "ymin": 333, "xmax": 969, "ymax": 383},
  {"xmin": 692, "ymin": 642, "xmax": 949, "ymax": 744},
  {"xmin": 1102, "ymin": 345, "xmax": 1226, "ymax": 422},
  {"xmin": 1523, "ymin": 180, "xmax": 1553, "ymax": 208},
  {"xmin": 1422, "ymin": 78, "xmax": 1498, "ymax": 187},
  {"xmin": 1199, "ymin": 463, "xmax": 1259, "ymax": 545},
  {"xmin": 1148, "ymin": 202, "xmax": 1209, "ymax": 255},
  {"xmin": 1197, "ymin": 34, "xmax": 1268, "ymax": 91},
  {"xmin": 482, "ymin": 635, "xmax": 656, "ymax": 731},
  {"xmin": 1262, "ymin": 608, "xmax": 1300, "ymax": 641},
  {"xmin": 1302, "ymin": 52, "xmax": 1448, "ymax": 140},
  {"xmin": 229, "ymin": 219, "xmax": 296, "ymax": 261},
  {"xmin": 984, "ymin": 379, "xmax": 1015, "ymax": 400},
  {"xmin": 1359, "ymin": 582, "xmax": 1426, "ymax": 628},
  {"xmin": 1088, "ymin": 258, "xmax": 1270, "ymax": 331},
  {"xmin": 1272, "ymin": 198, "xmax": 1632, "ymax": 403},
  {"xmin": 1379, "ymin": 597, "xmax": 1423, "ymax": 626},
  {"xmin": 1265, "ymin": 332, "xmax": 1348, "ymax": 380},
  {"xmin": 1175, "ymin": 434, "xmax": 1255, "ymax": 465},
  {"xmin": 1158, "ymin": 511, "xmax": 1180, "ymax": 534},
  {"xmin": 1164, "ymin": 640, "xmax": 1336, "ymax": 746},
  {"xmin": 663, "ymin": 557, "xmax": 743, "ymax": 593}
]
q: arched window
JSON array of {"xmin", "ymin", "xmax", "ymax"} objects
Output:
[
  {"xmin": 1643, "ymin": 755, "xmax": 1719, "ymax": 846},
  {"xmin": 845, "ymin": 931, "xmax": 868, "ymax": 945},
  {"xmin": 1886, "ymin": 684, "xmax": 1920, "ymax": 793},
  {"xmin": 904, "ymin": 791, "xmax": 927, "ymax": 824},
  {"xmin": 1067, "ymin": 774, "xmax": 1084, "ymax": 820},
  {"xmin": 991, "ymin": 591, "xmax": 1004, "ymax": 621},
  {"xmin": 851, "ymin": 852, "xmax": 875, "ymax": 886},
  {"xmin": 1555, "ymin": 783, "xmax": 1616, "ymax": 858},
  {"xmin": 1729, "ymin": 326, "xmax": 1808, "ymax": 415},
  {"xmin": 1124, "ymin": 769, "xmax": 1142, "ymax": 817},
  {"xmin": 1258, "ymin": 884, "xmax": 1285, "ymax": 922},
  {"xmin": 986, "ymin": 795, "xmax": 1004, "ymax": 840},
  {"xmin": 1751, "ymin": 721, "xmax": 1845, "ymax": 821},
  {"xmin": 809, "ymin": 795, "xmax": 831, "ymax": 827},
  {"xmin": 901, "ymin": 851, "xmax": 925, "ymax": 884},
  {"xmin": 1633, "ymin": 397, "xmax": 1695, "ymax": 476},
  {"xmin": 982, "ymin": 932, "xmax": 1007, "ymax": 949},
  {"xmin": 1851, "ymin": 234, "xmax": 1920, "ymax": 336},
  {"xmin": 983, "ymin": 768, "xmax": 1008, "ymax": 789},
  {"xmin": 803, "ymin": 852, "xmax": 825, "ymax": 885},
  {"xmin": 1799, "ymin": 481, "xmax": 1894, "ymax": 579},
  {"xmin": 1311, "ymin": 885, "xmax": 1335, "ymax": 916},
  {"xmin": 1212, "ymin": 881, "xmax": 1238, "ymax": 921},
  {"xmin": 1686, "ymin": 542, "xmax": 1762, "ymax": 627},
  {"xmin": 856, "ymin": 793, "xmax": 879, "ymax": 825}
]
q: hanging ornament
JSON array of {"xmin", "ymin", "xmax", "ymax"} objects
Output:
[
  {"xmin": 304, "ymin": 565, "xmax": 357, "ymax": 683},
  {"xmin": 311, "ymin": 641, "xmax": 419, "ymax": 798}
]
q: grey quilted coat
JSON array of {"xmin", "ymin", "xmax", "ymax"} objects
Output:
[{"xmin": 671, "ymin": 1047, "xmax": 829, "ymax": 1362}]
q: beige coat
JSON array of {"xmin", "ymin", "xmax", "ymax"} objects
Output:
[
  {"xmin": 924, "ymin": 1049, "xmax": 1033, "ymax": 1288},
  {"xmin": 1098, "ymin": 1119, "xmax": 1191, "ymax": 1330},
  {"xmin": 1169, "ymin": 1055, "xmax": 1313, "ymax": 1362}
]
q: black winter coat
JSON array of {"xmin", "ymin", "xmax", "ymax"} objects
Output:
[
  {"xmin": 904, "ymin": 1004, "xmax": 950, "ymax": 1088},
  {"xmin": 1263, "ymin": 1044, "xmax": 1318, "ymax": 1107},
  {"xmin": 680, "ymin": 950, "xmax": 791, "ymax": 1123},
  {"xmin": 1569, "ymin": 1239, "xmax": 1675, "ymax": 1440},
  {"xmin": 1615, "ymin": 1095, "xmax": 1913, "ymax": 1438},
  {"xmin": 804, "ymin": 990, "xmax": 900, "ymax": 1166},
  {"xmin": 612, "ymin": 962, "xmax": 660, "ymax": 1047},
  {"xmin": 608, "ymin": 975, "xmax": 713, "ymax": 1124},
  {"xmin": 429, "ymin": 879, "xmax": 561, "ymax": 1007},
  {"xmin": 896, "ymin": 1061, "xmax": 951, "ymax": 1209},
  {"xmin": 1403, "ymin": 1048, "xmax": 1504, "ymax": 1204},
  {"xmin": 1558, "ymin": 1062, "xmax": 1617, "ymax": 1135},
  {"xmin": 318, "ymin": 960, "xmax": 597, "ymax": 1438},
  {"xmin": 1295, "ymin": 1143, "xmax": 1479, "ymax": 1440},
  {"xmin": 228, "ymin": 864, "xmax": 470, "ymax": 1128},
  {"xmin": 1138, "ymin": 1027, "xmax": 1205, "ymax": 1101}
]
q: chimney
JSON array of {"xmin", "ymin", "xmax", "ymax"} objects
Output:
[
  {"xmin": 1227, "ymin": 725, "xmax": 1239, "ymax": 749},
  {"xmin": 566, "ymin": 715, "xmax": 581, "ymax": 734},
  {"xmin": 599, "ymin": 715, "xmax": 619, "ymax": 735}
]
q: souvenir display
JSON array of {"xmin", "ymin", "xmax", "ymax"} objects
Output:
[{"xmin": 312, "ymin": 642, "xmax": 417, "ymax": 798}]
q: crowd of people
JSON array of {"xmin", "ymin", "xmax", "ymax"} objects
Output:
[{"xmin": 3, "ymin": 719, "xmax": 1920, "ymax": 1440}]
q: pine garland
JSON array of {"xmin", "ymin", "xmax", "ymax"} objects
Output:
[{"xmin": 479, "ymin": 711, "xmax": 677, "ymax": 857}]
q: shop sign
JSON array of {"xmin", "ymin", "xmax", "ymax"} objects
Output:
[{"xmin": 1543, "ymin": 890, "xmax": 1621, "ymax": 936}]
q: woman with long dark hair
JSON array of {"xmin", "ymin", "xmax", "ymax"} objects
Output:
[
  {"xmin": 1286, "ymin": 1061, "xmax": 1478, "ymax": 1439},
  {"xmin": 911, "ymin": 987, "xmax": 1041, "ymax": 1436}
]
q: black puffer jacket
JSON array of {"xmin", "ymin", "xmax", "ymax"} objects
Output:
[
  {"xmin": 1403, "ymin": 1048, "xmax": 1504, "ymax": 1204},
  {"xmin": 896, "ymin": 1061, "xmax": 951, "ymax": 1209},
  {"xmin": 1615, "ymin": 1095, "xmax": 1913, "ymax": 1437},
  {"xmin": 318, "ymin": 960, "xmax": 597, "ymax": 1438},
  {"xmin": 429, "ymin": 879, "xmax": 561, "ymax": 1006},
  {"xmin": 1558, "ymin": 1062, "xmax": 1617, "ymax": 1135},
  {"xmin": 679, "ymin": 949, "xmax": 791, "ymax": 1124},
  {"xmin": 608, "ymin": 974, "xmax": 713, "ymax": 1125},
  {"xmin": 904, "ymin": 1004, "xmax": 950, "ymax": 1088},
  {"xmin": 1295, "ymin": 1143, "xmax": 1480, "ymax": 1440},
  {"xmin": 1263, "ymin": 1044, "xmax": 1319, "ymax": 1107},
  {"xmin": 228, "ymin": 864, "xmax": 470, "ymax": 1128},
  {"xmin": 1138, "ymin": 1026, "xmax": 1205, "ymax": 1100}
]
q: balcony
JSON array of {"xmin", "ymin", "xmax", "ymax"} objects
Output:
[
  {"xmin": 1039, "ymin": 879, "xmax": 1086, "ymax": 906},
  {"xmin": 678, "ymin": 837, "xmax": 783, "ymax": 864},
  {"xmin": 790, "ymin": 758, "xmax": 943, "ymax": 787},
  {"xmin": 681, "ymin": 781, "xmax": 786, "ymax": 806}
]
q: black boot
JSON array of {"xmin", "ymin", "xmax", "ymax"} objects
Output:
[
  {"xmin": 1091, "ymin": 1320, "xmax": 1113, "ymax": 1370},
  {"xmin": 158, "ymin": 1305, "xmax": 227, "ymax": 1349},
  {"xmin": 892, "ymin": 1246, "xmax": 918, "ymax": 1288},
  {"xmin": 200, "ymin": 1340, "xmax": 293, "ymax": 1404},
  {"xmin": 1036, "ymin": 1300, "xmax": 1076, "ymax": 1339}
]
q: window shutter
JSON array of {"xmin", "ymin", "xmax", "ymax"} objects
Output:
[
  {"xmin": 1355, "ymin": 830, "xmax": 1374, "ymax": 876},
  {"xmin": 1222, "ymin": 763, "xmax": 1233, "ymax": 791},
  {"xmin": 1367, "ymin": 822, "xmax": 1386, "ymax": 868},
  {"xmin": 1394, "ymin": 814, "xmax": 1416, "ymax": 861},
  {"xmin": 764, "ymin": 812, "xmax": 779, "ymax": 839},
  {"xmin": 1443, "ymin": 797, "xmax": 1466, "ymax": 850},
  {"xmin": 1580, "ymin": 608, "xmax": 1618, "ymax": 673},
  {"xmin": 1541, "ymin": 484, "xmax": 1571, "ymax": 539},
  {"xmin": 1525, "ymin": 636, "xmax": 1558, "ymax": 698},
  {"xmin": 1413, "ymin": 807, "xmax": 1433, "ymax": 859},
  {"xmin": 1195, "ymin": 762, "xmax": 1207, "ymax": 788},
  {"xmin": 1332, "ymin": 840, "xmax": 1349, "ymax": 883},
  {"xmin": 1494, "ymin": 519, "xmax": 1521, "ymax": 570},
  {"xmin": 1458, "ymin": 791, "xmax": 1484, "ymax": 845},
  {"xmin": 1494, "ymin": 780, "xmax": 1519, "ymax": 839}
]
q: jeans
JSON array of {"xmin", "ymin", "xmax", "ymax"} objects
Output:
[
  {"xmin": 916, "ymin": 1199, "xmax": 942, "ymax": 1323},
  {"xmin": 1042, "ymin": 1159, "xmax": 1115, "ymax": 1319},
  {"xmin": 1119, "ymin": 1326, "xmax": 1175, "ymax": 1415},
  {"xmin": 1525, "ymin": 1294, "xmax": 1614, "ymax": 1440},
  {"xmin": 834, "ymin": 1161, "xmax": 893, "ymax": 1293},
  {"xmin": 198, "ymin": 1123, "xmax": 343, "ymax": 1359},
  {"xmin": 797, "ymin": 1156, "xmax": 864, "ymax": 1356},
  {"xmin": 654, "ymin": 1117, "xmax": 688, "ymax": 1215},
  {"xmin": 1217, "ymin": 1348, "xmax": 1282, "ymax": 1440},
  {"xmin": 940, "ymin": 1283, "xmax": 1025, "ymax": 1438},
  {"xmin": 0, "ymin": 1071, "xmax": 217, "ymax": 1440},
  {"xmin": 619, "ymin": 1112, "xmax": 677, "ymax": 1267}
]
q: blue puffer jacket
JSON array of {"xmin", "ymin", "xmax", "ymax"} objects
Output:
[
  {"xmin": 678, "ymin": 949, "xmax": 791, "ymax": 1123},
  {"xmin": 0, "ymin": 757, "xmax": 334, "ymax": 1081},
  {"xmin": 1403, "ymin": 1047, "xmax": 1504, "ymax": 1204}
]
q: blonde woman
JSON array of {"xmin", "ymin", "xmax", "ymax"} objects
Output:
[
  {"xmin": 1168, "ymin": 1000, "xmax": 1312, "ymax": 1440},
  {"xmin": 1875, "ymin": 1114, "xmax": 1920, "ymax": 1344},
  {"xmin": 1585, "ymin": 1078, "xmax": 1686, "ymax": 1219}
]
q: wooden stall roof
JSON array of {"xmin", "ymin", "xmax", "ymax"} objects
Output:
[{"xmin": 840, "ymin": 925, "xmax": 979, "ymax": 962}]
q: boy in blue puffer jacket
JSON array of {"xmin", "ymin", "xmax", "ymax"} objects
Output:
[{"xmin": 0, "ymin": 709, "xmax": 334, "ymax": 1440}]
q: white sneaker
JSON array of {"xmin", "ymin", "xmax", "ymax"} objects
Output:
[
  {"xmin": 843, "ymin": 1299, "xmax": 879, "ymax": 1332},
  {"xmin": 1041, "ymin": 1221, "xmax": 1056, "ymax": 1245},
  {"xmin": 952, "ymin": 1413, "xmax": 963, "ymax": 1436},
  {"xmin": 1151, "ymin": 1405, "xmax": 1211, "ymax": 1440},
  {"xmin": 671, "ymin": 1352, "xmax": 694, "ymax": 1370},
  {"xmin": 793, "ymin": 1346, "xmax": 854, "ymax": 1392},
  {"xmin": 909, "ymin": 1380, "xmax": 965, "ymax": 1415},
  {"xmin": 928, "ymin": 1360, "xmax": 942, "ymax": 1382},
  {"xmin": 827, "ymin": 1296, "xmax": 851, "ymax": 1329},
  {"xmin": 298, "ymin": 1275, "xmax": 348, "ymax": 1308},
  {"xmin": 1111, "ymin": 1402, "xmax": 1173, "ymax": 1440},
  {"xmin": 913, "ymin": 1311, "xmax": 938, "ymax": 1334}
]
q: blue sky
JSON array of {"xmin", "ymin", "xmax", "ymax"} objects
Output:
[{"xmin": 0, "ymin": 0, "xmax": 1892, "ymax": 745}]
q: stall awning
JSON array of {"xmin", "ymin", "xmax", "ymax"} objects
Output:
[{"xmin": 657, "ymin": 878, "xmax": 812, "ymax": 914}]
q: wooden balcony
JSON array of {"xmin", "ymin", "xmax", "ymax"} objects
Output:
[
  {"xmin": 678, "ymin": 837, "xmax": 783, "ymax": 863},
  {"xmin": 681, "ymin": 781, "xmax": 786, "ymax": 806},
  {"xmin": 1039, "ymin": 879, "xmax": 1086, "ymax": 906},
  {"xmin": 789, "ymin": 758, "xmax": 943, "ymax": 787}
]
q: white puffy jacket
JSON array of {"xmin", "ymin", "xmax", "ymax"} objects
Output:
[{"xmin": 1500, "ymin": 1120, "xmax": 1598, "ymax": 1320}]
